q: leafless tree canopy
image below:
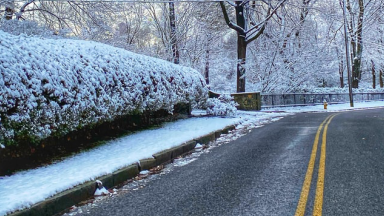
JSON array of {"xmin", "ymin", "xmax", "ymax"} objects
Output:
[{"xmin": 1, "ymin": 0, "xmax": 384, "ymax": 93}]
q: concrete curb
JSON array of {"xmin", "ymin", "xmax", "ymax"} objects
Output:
[{"xmin": 9, "ymin": 124, "xmax": 237, "ymax": 216}]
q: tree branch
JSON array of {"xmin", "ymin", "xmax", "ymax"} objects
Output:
[
  {"xmin": 245, "ymin": 0, "xmax": 286, "ymax": 35},
  {"xmin": 219, "ymin": 1, "xmax": 245, "ymax": 34},
  {"xmin": 239, "ymin": 0, "xmax": 250, "ymax": 7},
  {"xmin": 246, "ymin": 23, "xmax": 266, "ymax": 44},
  {"xmin": 16, "ymin": 0, "xmax": 35, "ymax": 20},
  {"xmin": 23, "ymin": 7, "xmax": 70, "ymax": 29},
  {"xmin": 225, "ymin": 0, "xmax": 236, "ymax": 7}
]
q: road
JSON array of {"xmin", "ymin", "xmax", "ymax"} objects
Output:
[{"xmin": 74, "ymin": 108, "xmax": 384, "ymax": 216}]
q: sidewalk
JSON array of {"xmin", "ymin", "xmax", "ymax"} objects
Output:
[{"xmin": 2, "ymin": 101, "xmax": 384, "ymax": 216}]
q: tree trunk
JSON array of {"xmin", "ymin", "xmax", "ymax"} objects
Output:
[
  {"xmin": 352, "ymin": 57, "xmax": 361, "ymax": 88},
  {"xmin": 5, "ymin": 7, "xmax": 13, "ymax": 20},
  {"xmin": 236, "ymin": 2, "xmax": 246, "ymax": 92},
  {"xmin": 168, "ymin": 1, "xmax": 179, "ymax": 64},
  {"xmin": 350, "ymin": 0, "xmax": 364, "ymax": 88},
  {"xmin": 336, "ymin": 47, "xmax": 344, "ymax": 88},
  {"xmin": 220, "ymin": 1, "xmax": 283, "ymax": 92},
  {"xmin": 251, "ymin": 1, "xmax": 256, "ymax": 9},
  {"xmin": 237, "ymin": 37, "xmax": 247, "ymax": 93},
  {"xmin": 380, "ymin": 68, "xmax": 383, "ymax": 88},
  {"xmin": 295, "ymin": 0, "xmax": 311, "ymax": 49},
  {"xmin": 372, "ymin": 60, "xmax": 376, "ymax": 89},
  {"xmin": 339, "ymin": 59, "xmax": 344, "ymax": 88},
  {"xmin": 204, "ymin": 49, "xmax": 210, "ymax": 85},
  {"xmin": 4, "ymin": 1, "xmax": 14, "ymax": 20}
]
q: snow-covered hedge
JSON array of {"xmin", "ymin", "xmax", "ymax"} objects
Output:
[
  {"xmin": 205, "ymin": 94, "xmax": 238, "ymax": 116},
  {"xmin": 0, "ymin": 30, "xmax": 208, "ymax": 147}
]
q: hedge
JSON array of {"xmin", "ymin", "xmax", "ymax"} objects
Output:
[{"xmin": 0, "ymin": 30, "xmax": 208, "ymax": 147}]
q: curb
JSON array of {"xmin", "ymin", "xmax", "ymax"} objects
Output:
[{"xmin": 9, "ymin": 125, "xmax": 237, "ymax": 216}]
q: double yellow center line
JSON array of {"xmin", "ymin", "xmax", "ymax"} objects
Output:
[{"xmin": 295, "ymin": 114, "xmax": 338, "ymax": 216}]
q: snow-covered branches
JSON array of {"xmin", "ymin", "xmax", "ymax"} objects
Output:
[{"xmin": 205, "ymin": 94, "xmax": 238, "ymax": 116}]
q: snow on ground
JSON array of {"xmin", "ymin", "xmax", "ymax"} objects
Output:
[
  {"xmin": 0, "ymin": 117, "xmax": 238, "ymax": 216},
  {"xmin": 1, "ymin": 100, "xmax": 384, "ymax": 216},
  {"xmin": 262, "ymin": 100, "xmax": 384, "ymax": 113}
]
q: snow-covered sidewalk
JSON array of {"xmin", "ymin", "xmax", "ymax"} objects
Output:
[
  {"xmin": 0, "ymin": 117, "xmax": 242, "ymax": 216},
  {"xmin": 1, "ymin": 100, "xmax": 384, "ymax": 216}
]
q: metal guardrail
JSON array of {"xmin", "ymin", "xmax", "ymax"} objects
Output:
[{"xmin": 261, "ymin": 93, "xmax": 384, "ymax": 107}]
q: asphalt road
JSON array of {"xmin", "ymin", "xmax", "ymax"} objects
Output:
[{"xmin": 75, "ymin": 108, "xmax": 384, "ymax": 216}]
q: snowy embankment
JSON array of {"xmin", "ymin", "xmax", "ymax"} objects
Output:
[
  {"xmin": 1, "ymin": 101, "xmax": 384, "ymax": 216},
  {"xmin": 0, "ymin": 30, "xmax": 207, "ymax": 146}
]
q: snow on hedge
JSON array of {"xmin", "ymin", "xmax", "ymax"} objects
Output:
[
  {"xmin": 205, "ymin": 94, "xmax": 238, "ymax": 116},
  {"xmin": 0, "ymin": 30, "xmax": 208, "ymax": 146}
]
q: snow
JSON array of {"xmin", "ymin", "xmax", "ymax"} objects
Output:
[
  {"xmin": 195, "ymin": 143, "xmax": 203, "ymax": 149},
  {"xmin": 262, "ymin": 100, "xmax": 384, "ymax": 113},
  {"xmin": 0, "ymin": 26, "xmax": 384, "ymax": 216},
  {"xmin": 139, "ymin": 170, "xmax": 150, "ymax": 175},
  {"xmin": 1, "ymin": 100, "xmax": 384, "ymax": 216},
  {"xmin": 205, "ymin": 94, "xmax": 238, "ymax": 116},
  {"xmin": 0, "ymin": 117, "xmax": 239, "ymax": 216},
  {"xmin": 94, "ymin": 187, "xmax": 109, "ymax": 196},
  {"xmin": 94, "ymin": 180, "xmax": 109, "ymax": 196},
  {"xmin": 0, "ymin": 30, "xmax": 207, "ymax": 145}
]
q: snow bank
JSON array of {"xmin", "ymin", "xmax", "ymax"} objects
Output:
[{"xmin": 0, "ymin": 30, "xmax": 208, "ymax": 146}]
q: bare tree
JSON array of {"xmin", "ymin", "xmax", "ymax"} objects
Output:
[
  {"xmin": 168, "ymin": 1, "xmax": 179, "ymax": 64},
  {"xmin": 336, "ymin": 46, "xmax": 345, "ymax": 87},
  {"xmin": 380, "ymin": 67, "xmax": 383, "ymax": 88},
  {"xmin": 344, "ymin": 0, "xmax": 365, "ymax": 88},
  {"xmin": 6, "ymin": 0, "xmax": 384, "ymax": 93},
  {"xmin": 371, "ymin": 59, "xmax": 376, "ymax": 88},
  {"xmin": 220, "ymin": 0, "xmax": 286, "ymax": 92},
  {"xmin": 144, "ymin": 2, "xmax": 189, "ymax": 62}
]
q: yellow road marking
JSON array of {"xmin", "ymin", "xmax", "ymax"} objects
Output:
[
  {"xmin": 295, "ymin": 114, "xmax": 336, "ymax": 216},
  {"xmin": 313, "ymin": 114, "xmax": 337, "ymax": 216}
]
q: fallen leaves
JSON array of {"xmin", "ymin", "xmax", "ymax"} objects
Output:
[{"xmin": 149, "ymin": 165, "xmax": 164, "ymax": 175}]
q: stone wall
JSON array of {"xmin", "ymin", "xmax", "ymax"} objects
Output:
[{"xmin": 231, "ymin": 92, "xmax": 261, "ymax": 111}]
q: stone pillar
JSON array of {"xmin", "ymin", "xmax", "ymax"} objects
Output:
[{"xmin": 231, "ymin": 92, "xmax": 261, "ymax": 111}]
